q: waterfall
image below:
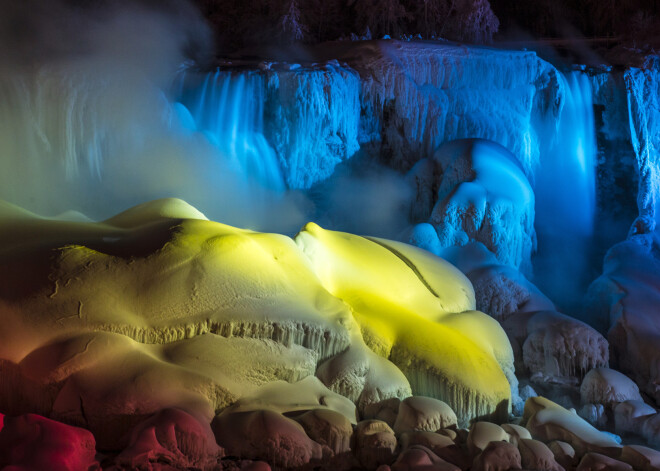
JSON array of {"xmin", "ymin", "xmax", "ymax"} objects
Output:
[
  {"xmin": 175, "ymin": 68, "xmax": 286, "ymax": 192},
  {"xmin": 533, "ymin": 69, "xmax": 598, "ymax": 311}
]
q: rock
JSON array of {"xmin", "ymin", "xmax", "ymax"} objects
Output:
[
  {"xmin": 548, "ymin": 440, "xmax": 577, "ymax": 469},
  {"xmin": 391, "ymin": 445, "xmax": 461, "ymax": 471},
  {"xmin": 580, "ymin": 368, "xmax": 642, "ymax": 406},
  {"xmin": 466, "ymin": 422, "xmax": 509, "ymax": 456},
  {"xmin": 642, "ymin": 413, "xmax": 660, "ymax": 448},
  {"xmin": 518, "ymin": 438, "xmax": 565, "ymax": 471},
  {"xmin": 523, "ymin": 396, "xmax": 621, "ymax": 458},
  {"xmin": 576, "ymin": 452, "xmax": 632, "ymax": 470},
  {"xmin": 501, "ymin": 423, "xmax": 531, "ymax": 447},
  {"xmin": 223, "ymin": 377, "xmax": 358, "ymax": 425},
  {"xmin": 212, "ymin": 409, "xmax": 322, "ymax": 469},
  {"xmin": 472, "ymin": 441, "xmax": 521, "ymax": 471},
  {"xmin": 578, "ymin": 404, "xmax": 607, "ymax": 428},
  {"xmin": 393, "ymin": 396, "xmax": 458, "ymax": 435},
  {"xmin": 614, "ymin": 400, "xmax": 656, "ymax": 435},
  {"xmin": 115, "ymin": 408, "xmax": 221, "ymax": 469},
  {"xmin": 399, "ymin": 431, "xmax": 469, "ymax": 469},
  {"xmin": 354, "ymin": 420, "xmax": 398, "ymax": 469},
  {"xmin": 0, "ymin": 413, "xmax": 97, "ymax": 471},
  {"xmin": 620, "ymin": 444, "xmax": 660, "ymax": 471},
  {"xmin": 437, "ymin": 429, "xmax": 458, "ymax": 441},
  {"xmin": 521, "ymin": 312, "xmax": 608, "ymax": 384},
  {"xmin": 292, "ymin": 409, "xmax": 353, "ymax": 456},
  {"xmin": 363, "ymin": 398, "xmax": 403, "ymax": 428}
]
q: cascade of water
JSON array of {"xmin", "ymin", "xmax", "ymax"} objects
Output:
[
  {"xmin": 175, "ymin": 69, "xmax": 285, "ymax": 192},
  {"xmin": 533, "ymin": 69, "xmax": 598, "ymax": 310}
]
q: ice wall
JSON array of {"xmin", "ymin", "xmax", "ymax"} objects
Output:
[
  {"xmin": 176, "ymin": 62, "xmax": 361, "ymax": 190},
  {"xmin": 625, "ymin": 56, "xmax": 660, "ymax": 234},
  {"xmin": 340, "ymin": 41, "xmax": 564, "ymax": 179}
]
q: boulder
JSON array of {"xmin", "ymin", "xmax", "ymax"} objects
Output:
[
  {"xmin": 393, "ymin": 397, "xmax": 458, "ymax": 435},
  {"xmin": 580, "ymin": 368, "xmax": 642, "ymax": 406}
]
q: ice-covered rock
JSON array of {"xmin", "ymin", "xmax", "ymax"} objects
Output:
[
  {"xmin": 586, "ymin": 232, "xmax": 660, "ymax": 403},
  {"xmin": 517, "ymin": 311, "xmax": 608, "ymax": 384},
  {"xmin": 548, "ymin": 440, "xmax": 577, "ymax": 470},
  {"xmin": 212, "ymin": 409, "xmax": 323, "ymax": 469},
  {"xmin": 440, "ymin": 242, "xmax": 554, "ymax": 322},
  {"xmin": 221, "ymin": 376, "xmax": 357, "ymax": 425},
  {"xmin": 576, "ymin": 452, "xmax": 632, "ymax": 471},
  {"xmin": 614, "ymin": 400, "xmax": 656, "ymax": 435},
  {"xmin": 523, "ymin": 396, "xmax": 621, "ymax": 458},
  {"xmin": 354, "ymin": 420, "xmax": 398, "ymax": 469},
  {"xmin": 393, "ymin": 396, "xmax": 457, "ymax": 435},
  {"xmin": 292, "ymin": 408, "xmax": 353, "ymax": 458},
  {"xmin": 0, "ymin": 413, "xmax": 97, "ymax": 471},
  {"xmin": 578, "ymin": 404, "xmax": 607, "ymax": 429},
  {"xmin": 297, "ymin": 223, "xmax": 515, "ymax": 426},
  {"xmin": 466, "ymin": 422, "xmax": 509, "ymax": 456},
  {"xmin": 518, "ymin": 438, "xmax": 565, "ymax": 471},
  {"xmin": 501, "ymin": 424, "xmax": 531, "ymax": 447},
  {"xmin": 114, "ymin": 408, "xmax": 222, "ymax": 469},
  {"xmin": 391, "ymin": 445, "xmax": 461, "ymax": 471},
  {"xmin": 471, "ymin": 441, "xmax": 521, "ymax": 471},
  {"xmin": 408, "ymin": 139, "xmax": 535, "ymax": 273},
  {"xmin": 580, "ymin": 368, "xmax": 642, "ymax": 406},
  {"xmin": 620, "ymin": 444, "xmax": 660, "ymax": 471},
  {"xmin": 316, "ymin": 333, "xmax": 412, "ymax": 416},
  {"xmin": 398, "ymin": 432, "xmax": 469, "ymax": 469}
]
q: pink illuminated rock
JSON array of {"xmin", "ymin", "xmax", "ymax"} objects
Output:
[
  {"xmin": 0, "ymin": 413, "xmax": 97, "ymax": 471},
  {"xmin": 354, "ymin": 419, "xmax": 398, "ymax": 469},
  {"xmin": 391, "ymin": 445, "xmax": 461, "ymax": 471},
  {"xmin": 518, "ymin": 438, "xmax": 564, "ymax": 471},
  {"xmin": 576, "ymin": 452, "xmax": 632, "ymax": 470},
  {"xmin": 115, "ymin": 408, "xmax": 221, "ymax": 469},
  {"xmin": 471, "ymin": 441, "xmax": 521, "ymax": 471}
]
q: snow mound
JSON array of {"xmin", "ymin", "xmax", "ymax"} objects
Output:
[{"xmin": 297, "ymin": 222, "xmax": 515, "ymax": 425}]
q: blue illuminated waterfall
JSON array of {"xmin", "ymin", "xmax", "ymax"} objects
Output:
[
  {"xmin": 533, "ymin": 70, "xmax": 598, "ymax": 309},
  {"xmin": 175, "ymin": 69, "xmax": 285, "ymax": 192}
]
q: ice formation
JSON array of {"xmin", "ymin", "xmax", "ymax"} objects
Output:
[
  {"xmin": 339, "ymin": 40, "xmax": 563, "ymax": 178},
  {"xmin": 625, "ymin": 56, "xmax": 660, "ymax": 233},
  {"xmin": 586, "ymin": 232, "xmax": 660, "ymax": 404},
  {"xmin": 0, "ymin": 198, "xmax": 515, "ymax": 450},
  {"xmin": 176, "ymin": 62, "xmax": 361, "ymax": 189},
  {"xmin": 407, "ymin": 138, "xmax": 535, "ymax": 272}
]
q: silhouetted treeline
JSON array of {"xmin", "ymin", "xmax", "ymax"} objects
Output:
[
  {"xmin": 193, "ymin": 0, "xmax": 499, "ymax": 51},
  {"xmin": 490, "ymin": 0, "xmax": 660, "ymax": 48}
]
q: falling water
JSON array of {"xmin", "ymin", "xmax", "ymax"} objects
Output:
[
  {"xmin": 175, "ymin": 69, "xmax": 285, "ymax": 192},
  {"xmin": 533, "ymin": 69, "xmax": 598, "ymax": 311}
]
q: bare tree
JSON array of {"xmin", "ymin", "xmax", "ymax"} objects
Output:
[
  {"xmin": 350, "ymin": 0, "xmax": 409, "ymax": 38},
  {"xmin": 278, "ymin": 0, "xmax": 308, "ymax": 43}
]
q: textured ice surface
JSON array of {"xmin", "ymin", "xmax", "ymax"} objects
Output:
[
  {"xmin": 408, "ymin": 139, "xmax": 535, "ymax": 272},
  {"xmin": 625, "ymin": 57, "xmax": 660, "ymax": 232},
  {"xmin": 587, "ymin": 231, "xmax": 660, "ymax": 405},
  {"xmin": 338, "ymin": 40, "xmax": 563, "ymax": 178},
  {"xmin": 176, "ymin": 62, "xmax": 361, "ymax": 190},
  {"xmin": 0, "ymin": 198, "xmax": 515, "ymax": 448}
]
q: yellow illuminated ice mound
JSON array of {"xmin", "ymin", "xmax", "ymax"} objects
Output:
[
  {"xmin": 297, "ymin": 223, "xmax": 514, "ymax": 424},
  {"xmin": 0, "ymin": 198, "xmax": 513, "ymax": 447}
]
